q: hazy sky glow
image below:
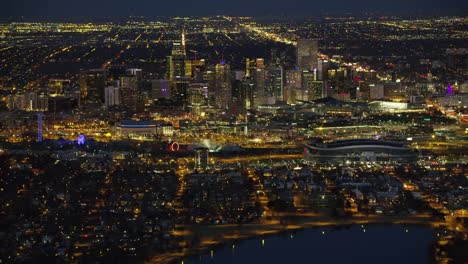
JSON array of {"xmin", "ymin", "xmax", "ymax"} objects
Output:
[{"xmin": 2, "ymin": 0, "xmax": 467, "ymax": 19}]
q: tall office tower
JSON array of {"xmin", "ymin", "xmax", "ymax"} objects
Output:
[
  {"xmin": 104, "ymin": 86, "xmax": 120, "ymax": 107},
  {"xmin": 370, "ymin": 84, "xmax": 384, "ymax": 100},
  {"xmin": 37, "ymin": 93, "xmax": 49, "ymax": 111},
  {"xmin": 190, "ymin": 59, "xmax": 206, "ymax": 82},
  {"xmin": 166, "ymin": 31, "xmax": 187, "ymax": 80},
  {"xmin": 254, "ymin": 68, "xmax": 266, "ymax": 107},
  {"xmin": 245, "ymin": 58, "xmax": 264, "ymax": 77},
  {"xmin": 328, "ymin": 68, "xmax": 346, "ymax": 92},
  {"xmin": 48, "ymin": 79, "xmax": 70, "ymax": 96},
  {"xmin": 241, "ymin": 78, "xmax": 255, "ymax": 114},
  {"xmin": 167, "ymin": 53, "xmax": 186, "ymax": 80},
  {"xmin": 233, "ymin": 70, "xmax": 245, "ymax": 81},
  {"xmin": 173, "ymin": 77, "xmax": 190, "ymax": 106},
  {"xmin": 151, "ymin": 79, "xmax": 171, "ymax": 99},
  {"xmin": 188, "ymin": 83, "xmax": 208, "ymax": 115},
  {"xmin": 317, "ymin": 59, "xmax": 330, "ymax": 81},
  {"xmin": 286, "ymin": 69, "xmax": 302, "ymax": 88},
  {"xmin": 302, "ymin": 71, "xmax": 325, "ymax": 100},
  {"xmin": 120, "ymin": 75, "xmax": 139, "ymax": 112},
  {"xmin": 167, "ymin": 35, "xmax": 187, "ymax": 105},
  {"xmin": 26, "ymin": 92, "xmax": 38, "ymax": 111},
  {"xmin": 203, "ymin": 66, "xmax": 216, "ymax": 105},
  {"xmin": 181, "ymin": 29, "xmax": 187, "ymax": 57},
  {"xmin": 231, "ymin": 78, "xmax": 255, "ymax": 116},
  {"xmin": 7, "ymin": 92, "xmax": 48, "ymax": 111},
  {"xmin": 185, "ymin": 59, "xmax": 203, "ymax": 79},
  {"xmin": 79, "ymin": 69, "xmax": 107, "ymax": 108},
  {"xmin": 266, "ymin": 66, "xmax": 285, "ymax": 102},
  {"xmin": 297, "ymin": 39, "xmax": 319, "ymax": 71},
  {"xmin": 215, "ymin": 62, "xmax": 231, "ymax": 109},
  {"xmin": 383, "ymin": 82, "xmax": 406, "ymax": 102},
  {"xmin": 245, "ymin": 58, "xmax": 266, "ymax": 107}
]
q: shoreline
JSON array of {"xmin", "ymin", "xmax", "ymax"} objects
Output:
[{"xmin": 148, "ymin": 214, "xmax": 446, "ymax": 264}]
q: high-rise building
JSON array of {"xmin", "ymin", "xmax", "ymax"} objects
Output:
[
  {"xmin": 188, "ymin": 83, "xmax": 208, "ymax": 115},
  {"xmin": 104, "ymin": 86, "xmax": 120, "ymax": 107},
  {"xmin": 167, "ymin": 54, "xmax": 186, "ymax": 80},
  {"xmin": 167, "ymin": 33, "xmax": 187, "ymax": 80},
  {"xmin": 317, "ymin": 59, "xmax": 330, "ymax": 81},
  {"xmin": 286, "ymin": 69, "xmax": 302, "ymax": 89},
  {"xmin": 266, "ymin": 66, "xmax": 284, "ymax": 102},
  {"xmin": 185, "ymin": 59, "xmax": 206, "ymax": 79},
  {"xmin": 151, "ymin": 79, "xmax": 171, "ymax": 99},
  {"xmin": 242, "ymin": 78, "xmax": 255, "ymax": 113},
  {"xmin": 215, "ymin": 62, "xmax": 231, "ymax": 109},
  {"xmin": 48, "ymin": 79, "xmax": 70, "ymax": 96},
  {"xmin": 232, "ymin": 78, "xmax": 255, "ymax": 115},
  {"xmin": 79, "ymin": 69, "xmax": 107, "ymax": 107},
  {"xmin": 203, "ymin": 66, "xmax": 216, "ymax": 105},
  {"xmin": 303, "ymin": 71, "xmax": 325, "ymax": 100},
  {"xmin": 6, "ymin": 92, "xmax": 48, "ymax": 111},
  {"xmin": 383, "ymin": 82, "xmax": 406, "ymax": 102},
  {"xmin": 120, "ymin": 75, "xmax": 139, "ymax": 111},
  {"xmin": 369, "ymin": 84, "xmax": 384, "ymax": 100},
  {"xmin": 246, "ymin": 58, "xmax": 264, "ymax": 77},
  {"xmin": 254, "ymin": 68, "xmax": 266, "ymax": 107},
  {"xmin": 297, "ymin": 39, "xmax": 319, "ymax": 71},
  {"xmin": 195, "ymin": 147, "xmax": 209, "ymax": 170}
]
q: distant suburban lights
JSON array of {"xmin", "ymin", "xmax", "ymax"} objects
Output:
[{"xmin": 77, "ymin": 134, "xmax": 86, "ymax": 145}]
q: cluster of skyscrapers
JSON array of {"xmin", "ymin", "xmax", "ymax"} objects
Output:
[{"xmin": 4, "ymin": 35, "xmax": 390, "ymax": 115}]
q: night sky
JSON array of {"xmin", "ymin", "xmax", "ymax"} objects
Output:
[{"xmin": 2, "ymin": 0, "xmax": 467, "ymax": 19}]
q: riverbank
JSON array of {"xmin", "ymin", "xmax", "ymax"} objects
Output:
[{"xmin": 148, "ymin": 214, "xmax": 445, "ymax": 264}]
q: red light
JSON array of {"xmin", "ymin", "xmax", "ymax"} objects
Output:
[{"xmin": 170, "ymin": 142, "xmax": 180, "ymax": 152}]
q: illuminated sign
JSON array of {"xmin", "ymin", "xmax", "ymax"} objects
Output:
[
  {"xmin": 170, "ymin": 142, "xmax": 180, "ymax": 152},
  {"xmin": 77, "ymin": 134, "xmax": 86, "ymax": 145}
]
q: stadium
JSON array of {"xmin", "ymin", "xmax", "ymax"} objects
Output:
[{"xmin": 304, "ymin": 139, "xmax": 418, "ymax": 165}]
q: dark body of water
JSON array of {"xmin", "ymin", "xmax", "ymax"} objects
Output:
[{"xmin": 185, "ymin": 224, "xmax": 436, "ymax": 264}]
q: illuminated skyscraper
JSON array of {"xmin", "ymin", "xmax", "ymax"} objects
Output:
[
  {"xmin": 203, "ymin": 66, "xmax": 216, "ymax": 105},
  {"xmin": 152, "ymin": 79, "xmax": 171, "ymax": 99},
  {"xmin": 104, "ymin": 86, "xmax": 120, "ymax": 107},
  {"xmin": 215, "ymin": 62, "xmax": 231, "ymax": 109},
  {"xmin": 79, "ymin": 69, "xmax": 107, "ymax": 108},
  {"xmin": 167, "ymin": 32, "xmax": 189, "ymax": 104},
  {"xmin": 120, "ymin": 75, "xmax": 139, "ymax": 111},
  {"xmin": 246, "ymin": 58, "xmax": 266, "ymax": 107},
  {"xmin": 266, "ymin": 66, "xmax": 284, "ymax": 102},
  {"xmin": 167, "ymin": 31, "xmax": 188, "ymax": 80},
  {"xmin": 317, "ymin": 59, "xmax": 330, "ymax": 81},
  {"xmin": 188, "ymin": 83, "xmax": 208, "ymax": 115},
  {"xmin": 303, "ymin": 71, "xmax": 325, "ymax": 100},
  {"xmin": 48, "ymin": 79, "xmax": 70, "ymax": 96},
  {"xmin": 231, "ymin": 77, "xmax": 255, "ymax": 116},
  {"xmin": 297, "ymin": 39, "xmax": 319, "ymax": 72}
]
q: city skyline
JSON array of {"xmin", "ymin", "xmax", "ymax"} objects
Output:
[
  {"xmin": 2, "ymin": 0, "xmax": 467, "ymax": 19},
  {"xmin": 0, "ymin": 3, "xmax": 466, "ymax": 263}
]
